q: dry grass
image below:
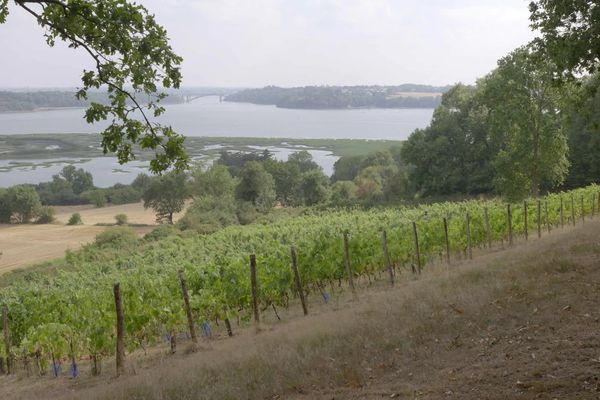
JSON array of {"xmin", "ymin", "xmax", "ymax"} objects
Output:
[
  {"xmin": 3, "ymin": 220, "xmax": 600, "ymax": 399},
  {"xmin": 0, "ymin": 202, "xmax": 186, "ymax": 273}
]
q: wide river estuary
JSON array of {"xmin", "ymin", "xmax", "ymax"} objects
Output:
[{"xmin": 0, "ymin": 96, "xmax": 434, "ymax": 186}]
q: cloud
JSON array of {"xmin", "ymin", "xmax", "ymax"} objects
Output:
[{"xmin": 0, "ymin": 0, "xmax": 536, "ymax": 88}]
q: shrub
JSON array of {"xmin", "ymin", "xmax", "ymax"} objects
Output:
[
  {"xmin": 85, "ymin": 189, "xmax": 107, "ymax": 207},
  {"xmin": 67, "ymin": 213, "xmax": 83, "ymax": 225},
  {"xmin": 144, "ymin": 224, "xmax": 180, "ymax": 241},
  {"xmin": 0, "ymin": 188, "xmax": 11, "ymax": 223},
  {"xmin": 114, "ymin": 213, "xmax": 128, "ymax": 226},
  {"xmin": 95, "ymin": 226, "xmax": 138, "ymax": 248},
  {"xmin": 35, "ymin": 206, "xmax": 56, "ymax": 224},
  {"xmin": 107, "ymin": 186, "xmax": 142, "ymax": 205},
  {"xmin": 177, "ymin": 195, "xmax": 238, "ymax": 233},
  {"xmin": 236, "ymin": 201, "xmax": 260, "ymax": 225}
]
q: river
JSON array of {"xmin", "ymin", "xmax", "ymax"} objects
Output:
[{"xmin": 0, "ymin": 96, "xmax": 434, "ymax": 186}]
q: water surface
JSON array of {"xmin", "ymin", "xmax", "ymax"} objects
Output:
[{"xmin": 0, "ymin": 96, "xmax": 433, "ymax": 140}]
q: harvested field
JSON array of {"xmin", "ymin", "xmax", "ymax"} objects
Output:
[{"xmin": 0, "ymin": 202, "xmax": 184, "ymax": 273}]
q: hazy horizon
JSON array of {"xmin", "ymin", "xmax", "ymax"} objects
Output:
[{"xmin": 0, "ymin": 0, "xmax": 535, "ymax": 89}]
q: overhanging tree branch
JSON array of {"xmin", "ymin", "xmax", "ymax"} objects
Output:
[{"xmin": 5, "ymin": 0, "xmax": 188, "ymax": 173}]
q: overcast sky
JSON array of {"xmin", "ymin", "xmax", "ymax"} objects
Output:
[{"xmin": 0, "ymin": 0, "xmax": 535, "ymax": 88}]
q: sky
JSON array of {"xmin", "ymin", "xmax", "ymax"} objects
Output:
[{"xmin": 0, "ymin": 0, "xmax": 536, "ymax": 88}]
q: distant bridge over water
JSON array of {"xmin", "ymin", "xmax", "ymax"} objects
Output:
[{"xmin": 183, "ymin": 94, "xmax": 225, "ymax": 103}]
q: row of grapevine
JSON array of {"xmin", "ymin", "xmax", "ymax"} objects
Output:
[{"xmin": 0, "ymin": 185, "xmax": 598, "ymax": 378}]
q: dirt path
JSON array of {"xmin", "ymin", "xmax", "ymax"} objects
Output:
[{"xmin": 0, "ymin": 202, "xmax": 183, "ymax": 273}]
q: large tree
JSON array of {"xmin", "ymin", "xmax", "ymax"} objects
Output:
[
  {"xmin": 235, "ymin": 161, "xmax": 276, "ymax": 212},
  {"xmin": 401, "ymin": 84, "xmax": 495, "ymax": 197},
  {"xmin": 142, "ymin": 172, "xmax": 189, "ymax": 224},
  {"xmin": 483, "ymin": 46, "xmax": 569, "ymax": 199},
  {"xmin": 0, "ymin": 0, "xmax": 187, "ymax": 173},
  {"xmin": 530, "ymin": 0, "xmax": 600, "ymax": 78},
  {"xmin": 562, "ymin": 72, "xmax": 600, "ymax": 188},
  {"xmin": 7, "ymin": 184, "xmax": 42, "ymax": 223}
]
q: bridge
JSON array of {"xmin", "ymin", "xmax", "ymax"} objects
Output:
[{"xmin": 183, "ymin": 94, "xmax": 225, "ymax": 103}]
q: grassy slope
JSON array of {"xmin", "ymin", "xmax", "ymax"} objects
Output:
[{"xmin": 3, "ymin": 219, "xmax": 600, "ymax": 399}]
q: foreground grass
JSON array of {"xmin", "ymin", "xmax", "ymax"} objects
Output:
[{"xmin": 3, "ymin": 221, "xmax": 600, "ymax": 399}]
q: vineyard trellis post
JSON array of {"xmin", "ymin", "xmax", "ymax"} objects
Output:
[
  {"xmin": 484, "ymin": 208, "xmax": 492, "ymax": 249},
  {"xmin": 290, "ymin": 247, "xmax": 308, "ymax": 315},
  {"xmin": 581, "ymin": 196, "xmax": 585, "ymax": 223},
  {"xmin": 249, "ymin": 254, "xmax": 260, "ymax": 327},
  {"xmin": 571, "ymin": 196, "xmax": 576, "ymax": 226},
  {"xmin": 597, "ymin": 192, "xmax": 600, "ymax": 217},
  {"xmin": 465, "ymin": 213, "xmax": 472, "ymax": 260},
  {"xmin": 545, "ymin": 200, "xmax": 551, "ymax": 233},
  {"xmin": 507, "ymin": 204, "xmax": 513, "ymax": 246},
  {"xmin": 412, "ymin": 222, "xmax": 422, "ymax": 274},
  {"xmin": 592, "ymin": 193, "xmax": 596, "ymax": 217},
  {"xmin": 178, "ymin": 270, "xmax": 198, "ymax": 345},
  {"xmin": 343, "ymin": 232, "xmax": 357, "ymax": 295},
  {"xmin": 523, "ymin": 201, "xmax": 528, "ymax": 241},
  {"xmin": 113, "ymin": 283, "xmax": 125, "ymax": 377},
  {"xmin": 2, "ymin": 305, "xmax": 10, "ymax": 375},
  {"xmin": 560, "ymin": 197, "xmax": 564, "ymax": 228},
  {"xmin": 443, "ymin": 217, "xmax": 451, "ymax": 264},
  {"xmin": 382, "ymin": 231, "xmax": 395, "ymax": 286},
  {"xmin": 537, "ymin": 200, "xmax": 542, "ymax": 239}
]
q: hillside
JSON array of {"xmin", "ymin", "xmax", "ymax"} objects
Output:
[
  {"xmin": 2, "ymin": 210, "xmax": 600, "ymax": 399},
  {"xmin": 224, "ymin": 85, "xmax": 451, "ymax": 109}
]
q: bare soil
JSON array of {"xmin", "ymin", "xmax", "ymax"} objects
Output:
[{"xmin": 2, "ymin": 219, "xmax": 600, "ymax": 400}]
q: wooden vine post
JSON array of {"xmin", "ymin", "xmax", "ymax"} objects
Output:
[
  {"xmin": 592, "ymin": 193, "xmax": 596, "ymax": 217},
  {"xmin": 343, "ymin": 232, "xmax": 357, "ymax": 295},
  {"xmin": 545, "ymin": 200, "xmax": 551, "ymax": 233},
  {"xmin": 507, "ymin": 204, "xmax": 513, "ymax": 246},
  {"xmin": 412, "ymin": 222, "xmax": 422, "ymax": 274},
  {"xmin": 2, "ymin": 305, "xmax": 10, "ymax": 375},
  {"xmin": 443, "ymin": 217, "xmax": 451, "ymax": 264},
  {"xmin": 571, "ymin": 196, "xmax": 576, "ymax": 226},
  {"xmin": 465, "ymin": 213, "xmax": 472, "ymax": 260},
  {"xmin": 560, "ymin": 197, "xmax": 564, "ymax": 228},
  {"xmin": 523, "ymin": 201, "xmax": 528, "ymax": 241},
  {"xmin": 484, "ymin": 208, "xmax": 492, "ymax": 249},
  {"xmin": 537, "ymin": 200, "xmax": 542, "ymax": 239},
  {"xmin": 581, "ymin": 196, "xmax": 585, "ymax": 223},
  {"xmin": 249, "ymin": 254, "xmax": 260, "ymax": 327},
  {"xmin": 382, "ymin": 231, "xmax": 395, "ymax": 286},
  {"xmin": 113, "ymin": 283, "xmax": 125, "ymax": 377},
  {"xmin": 290, "ymin": 247, "xmax": 308, "ymax": 315},
  {"xmin": 178, "ymin": 270, "xmax": 198, "ymax": 345}
]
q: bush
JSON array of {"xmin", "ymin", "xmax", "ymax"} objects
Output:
[
  {"xmin": 0, "ymin": 189, "xmax": 11, "ymax": 223},
  {"xmin": 85, "ymin": 189, "xmax": 107, "ymax": 207},
  {"xmin": 144, "ymin": 224, "xmax": 180, "ymax": 241},
  {"xmin": 107, "ymin": 186, "xmax": 142, "ymax": 205},
  {"xmin": 236, "ymin": 201, "xmax": 260, "ymax": 225},
  {"xmin": 95, "ymin": 226, "xmax": 138, "ymax": 248},
  {"xmin": 114, "ymin": 213, "xmax": 128, "ymax": 226},
  {"xmin": 35, "ymin": 206, "xmax": 56, "ymax": 224},
  {"xmin": 177, "ymin": 195, "xmax": 238, "ymax": 233},
  {"xmin": 67, "ymin": 213, "xmax": 83, "ymax": 225}
]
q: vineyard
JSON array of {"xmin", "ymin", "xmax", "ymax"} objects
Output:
[{"xmin": 0, "ymin": 184, "xmax": 599, "ymax": 378}]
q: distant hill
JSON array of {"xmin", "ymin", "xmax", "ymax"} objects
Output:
[
  {"xmin": 0, "ymin": 88, "xmax": 238, "ymax": 112},
  {"xmin": 224, "ymin": 84, "xmax": 452, "ymax": 109}
]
